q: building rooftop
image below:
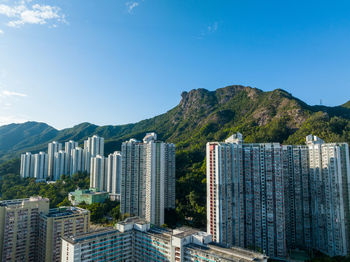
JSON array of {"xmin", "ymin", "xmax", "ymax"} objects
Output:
[
  {"xmin": 172, "ymin": 226, "xmax": 200, "ymax": 238},
  {"xmin": 208, "ymin": 141, "xmax": 282, "ymax": 147},
  {"xmin": 0, "ymin": 196, "xmax": 49, "ymax": 207},
  {"xmin": 117, "ymin": 216, "xmax": 149, "ymax": 226},
  {"xmin": 62, "ymin": 227, "xmax": 119, "ymax": 245},
  {"xmin": 42, "ymin": 206, "xmax": 89, "ymax": 218},
  {"xmin": 69, "ymin": 188, "xmax": 108, "ymax": 196},
  {"xmin": 187, "ymin": 243, "xmax": 268, "ymax": 262},
  {"xmin": 62, "ymin": 217, "xmax": 267, "ymax": 261},
  {"xmin": 146, "ymin": 226, "xmax": 172, "ymax": 241},
  {"xmin": 116, "ymin": 216, "xmax": 172, "ymax": 240},
  {"xmin": 143, "ymin": 132, "xmax": 157, "ymax": 143}
]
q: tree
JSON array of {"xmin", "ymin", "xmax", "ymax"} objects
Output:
[{"xmin": 57, "ymin": 197, "xmax": 72, "ymax": 207}]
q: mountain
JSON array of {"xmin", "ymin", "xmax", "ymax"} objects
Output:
[
  {"xmin": 1, "ymin": 84, "xmax": 350, "ymax": 228},
  {"xmin": 0, "ymin": 122, "xmax": 58, "ymax": 161},
  {"xmin": 342, "ymin": 100, "xmax": 350, "ymax": 109},
  {"xmin": 1, "ymin": 85, "xmax": 350, "ymax": 163}
]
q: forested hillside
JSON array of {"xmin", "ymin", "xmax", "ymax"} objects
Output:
[{"xmin": 1, "ymin": 85, "xmax": 350, "ymax": 229}]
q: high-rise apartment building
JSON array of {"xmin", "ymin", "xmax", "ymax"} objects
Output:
[
  {"xmin": 282, "ymin": 145, "xmax": 312, "ymax": 250},
  {"xmin": 144, "ymin": 138, "xmax": 165, "ymax": 226},
  {"xmin": 0, "ymin": 197, "xmax": 50, "ymax": 262},
  {"xmin": 38, "ymin": 207, "xmax": 90, "ymax": 262},
  {"xmin": 106, "ymin": 151, "xmax": 122, "ymax": 200},
  {"xmin": 120, "ymin": 133, "xmax": 176, "ymax": 226},
  {"xmin": 206, "ymin": 134, "xmax": 286, "ymax": 258},
  {"xmin": 65, "ymin": 140, "xmax": 78, "ymax": 175},
  {"xmin": 21, "ymin": 136, "xmax": 105, "ymax": 182},
  {"xmin": 89, "ymin": 151, "xmax": 122, "ymax": 199},
  {"xmin": 20, "ymin": 152, "xmax": 34, "ymax": 178},
  {"xmin": 20, "ymin": 152, "xmax": 48, "ymax": 180},
  {"xmin": 70, "ymin": 147, "xmax": 83, "ymax": 175},
  {"xmin": 61, "ymin": 217, "xmax": 267, "ymax": 262},
  {"xmin": 90, "ymin": 155, "xmax": 106, "ymax": 191},
  {"xmin": 82, "ymin": 148, "xmax": 91, "ymax": 173},
  {"xmin": 121, "ymin": 138, "xmax": 145, "ymax": 217},
  {"xmin": 164, "ymin": 142, "xmax": 176, "ymax": 209},
  {"xmin": 53, "ymin": 150, "xmax": 67, "ymax": 180},
  {"xmin": 144, "ymin": 134, "xmax": 176, "ymax": 225},
  {"xmin": 48, "ymin": 141, "xmax": 62, "ymax": 179},
  {"xmin": 84, "ymin": 135, "xmax": 104, "ymax": 157},
  {"xmin": 207, "ymin": 133, "xmax": 350, "ymax": 258},
  {"xmin": 33, "ymin": 152, "xmax": 49, "ymax": 180},
  {"xmin": 307, "ymin": 135, "xmax": 350, "ymax": 256},
  {"xmin": 23, "ymin": 140, "xmax": 73, "ymax": 181}
]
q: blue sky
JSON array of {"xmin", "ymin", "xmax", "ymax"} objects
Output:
[{"xmin": 0, "ymin": 0, "xmax": 350, "ymax": 129}]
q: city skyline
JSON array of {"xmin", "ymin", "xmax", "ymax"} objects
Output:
[
  {"xmin": 1, "ymin": 0, "xmax": 350, "ymax": 128},
  {"xmin": 16, "ymin": 130, "xmax": 350, "ymax": 259}
]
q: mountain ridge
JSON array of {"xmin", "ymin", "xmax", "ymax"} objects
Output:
[
  {"xmin": 1, "ymin": 84, "xmax": 350, "ymax": 228},
  {"xmin": 0, "ymin": 85, "xmax": 350, "ymax": 163}
]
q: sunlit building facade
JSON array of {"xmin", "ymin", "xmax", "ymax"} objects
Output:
[
  {"xmin": 61, "ymin": 217, "xmax": 267, "ymax": 262},
  {"xmin": 48, "ymin": 141, "xmax": 62, "ymax": 179},
  {"xmin": 0, "ymin": 197, "xmax": 50, "ymax": 262},
  {"xmin": 120, "ymin": 133, "xmax": 176, "ymax": 226},
  {"xmin": 207, "ymin": 133, "xmax": 350, "ymax": 258}
]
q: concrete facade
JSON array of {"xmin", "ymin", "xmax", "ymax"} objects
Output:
[
  {"xmin": 120, "ymin": 133, "xmax": 176, "ymax": 226},
  {"xmin": 0, "ymin": 197, "xmax": 50, "ymax": 262},
  {"xmin": 38, "ymin": 207, "xmax": 90, "ymax": 262},
  {"xmin": 61, "ymin": 217, "xmax": 267, "ymax": 262},
  {"xmin": 207, "ymin": 133, "xmax": 350, "ymax": 258}
]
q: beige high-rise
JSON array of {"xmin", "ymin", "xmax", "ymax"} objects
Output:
[
  {"xmin": 37, "ymin": 207, "xmax": 90, "ymax": 262},
  {"xmin": 0, "ymin": 197, "xmax": 50, "ymax": 262}
]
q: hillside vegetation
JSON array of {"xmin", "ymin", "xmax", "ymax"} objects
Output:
[{"xmin": 1, "ymin": 85, "xmax": 350, "ymax": 228}]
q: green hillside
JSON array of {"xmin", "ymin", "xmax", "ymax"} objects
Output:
[
  {"xmin": 1, "ymin": 85, "xmax": 350, "ymax": 161},
  {"xmin": 0, "ymin": 122, "xmax": 58, "ymax": 161},
  {"xmin": 1, "ymin": 85, "xmax": 350, "ymax": 228},
  {"xmin": 342, "ymin": 100, "xmax": 350, "ymax": 109}
]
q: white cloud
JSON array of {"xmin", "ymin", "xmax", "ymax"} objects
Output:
[
  {"xmin": 0, "ymin": 0, "xmax": 66, "ymax": 29},
  {"xmin": 0, "ymin": 90, "xmax": 27, "ymax": 97},
  {"xmin": 207, "ymin": 22, "xmax": 218, "ymax": 33},
  {"xmin": 0, "ymin": 29, "xmax": 3, "ymax": 34},
  {"xmin": 197, "ymin": 21, "xmax": 220, "ymax": 39},
  {"xmin": 126, "ymin": 1, "xmax": 142, "ymax": 13}
]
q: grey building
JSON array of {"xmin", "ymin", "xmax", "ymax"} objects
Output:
[
  {"xmin": 207, "ymin": 133, "xmax": 350, "ymax": 258},
  {"xmin": 307, "ymin": 135, "xmax": 350, "ymax": 256},
  {"xmin": 84, "ymin": 135, "xmax": 104, "ymax": 157},
  {"xmin": 65, "ymin": 140, "xmax": 78, "ymax": 175},
  {"xmin": 207, "ymin": 134, "xmax": 287, "ymax": 258},
  {"xmin": 61, "ymin": 217, "xmax": 267, "ymax": 262},
  {"xmin": 48, "ymin": 141, "xmax": 62, "ymax": 179},
  {"xmin": 120, "ymin": 133, "xmax": 176, "ymax": 226},
  {"xmin": 282, "ymin": 145, "xmax": 312, "ymax": 250}
]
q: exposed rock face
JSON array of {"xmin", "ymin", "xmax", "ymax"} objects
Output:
[
  {"xmin": 179, "ymin": 88, "xmax": 216, "ymax": 120},
  {"xmin": 178, "ymin": 85, "xmax": 308, "ymax": 129}
]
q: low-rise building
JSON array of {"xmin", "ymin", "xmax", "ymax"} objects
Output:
[
  {"xmin": 62, "ymin": 217, "xmax": 267, "ymax": 262},
  {"xmin": 68, "ymin": 188, "xmax": 109, "ymax": 205},
  {"xmin": 61, "ymin": 227, "xmax": 133, "ymax": 262}
]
